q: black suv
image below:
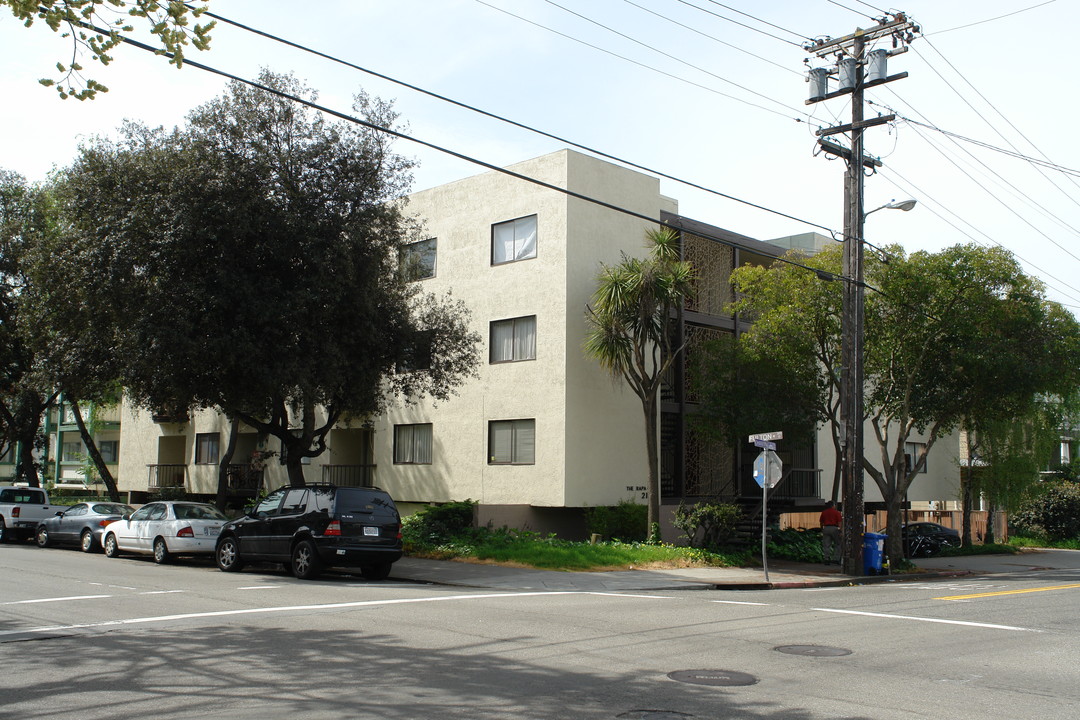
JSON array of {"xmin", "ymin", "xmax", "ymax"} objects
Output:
[{"xmin": 215, "ymin": 484, "xmax": 402, "ymax": 580}]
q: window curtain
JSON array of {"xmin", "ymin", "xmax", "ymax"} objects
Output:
[
  {"xmin": 514, "ymin": 216, "xmax": 537, "ymax": 260},
  {"xmin": 489, "ymin": 422, "xmax": 513, "ymax": 463},
  {"xmin": 491, "ymin": 320, "xmax": 515, "ymax": 362},
  {"xmin": 514, "ymin": 317, "xmax": 536, "ymax": 360},
  {"xmin": 493, "ymin": 222, "xmax": 515, "ymax": 264},
  {"xmin": 395, "ymin": 424, "xmax": 432, "ymax": 464}
]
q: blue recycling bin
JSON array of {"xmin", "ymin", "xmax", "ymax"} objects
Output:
[{"xmin": 863, "ymin": 532, "xmax": 886, "ymax": 575}]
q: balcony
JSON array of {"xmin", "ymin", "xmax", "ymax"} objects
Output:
[
  {"xmin": 151, "ymin": 406, "xmax": 190, "ymax": 424},
  {"xmin": 226, "ymin": 465, "xmax": 264, "ymax": 495},
  {"xmin": 321, "ymin": 464, "xmax": 376, "ymax": 488},
  {"xmin": 147, "ymin": 464, "xmax": 187, "ymax": 490}
]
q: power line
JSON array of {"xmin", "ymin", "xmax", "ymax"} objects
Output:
[
  {"xmin": 677, "ymin": 0, "xmax": 808, "ymax": 46},
  {"xmin": 620, "ymin": 0, "xmax": 801, "ymax": 76},
  {"xmin": 541, "ymin": 0, "xmax": 801, "ymax": 114},
  {"xmin": 925, "ymin": 0, "xmax": 1057, "ymax": 36},
  {"xmin": 195, "ymin": 5, "xmax": 834, "ymax": 234},
  {"xmin": 881, "ymin": 167, "xmax": 1080, "ymax": 305},
  {"xmin": 475, "ymin": 0, "xmax": 809, "ymax": 121},
  {"xmin": 915, "ymin": 38, "xmax": 1080, "ymax": 208},
  {"xmin": 825, "ymin": 0, "xmax": 880, "ymax": 23}
]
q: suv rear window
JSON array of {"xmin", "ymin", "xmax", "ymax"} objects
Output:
[{"xmin": 332, "ymin": 488, "xmax": 396, "ymax": 514}]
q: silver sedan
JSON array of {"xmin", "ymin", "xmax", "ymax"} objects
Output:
[{"xmin": 102, "ymin": 501, "xmax": 229, "ymax": 564}]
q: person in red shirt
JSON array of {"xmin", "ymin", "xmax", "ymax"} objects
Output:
[{"xmin": 820, "ymin": 501, "xmax": 842, "ymax": 565}]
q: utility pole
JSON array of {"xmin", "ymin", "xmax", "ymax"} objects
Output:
[{"xmin": 805, "ymin": 13, "xmax": 919, "ymax": 576}]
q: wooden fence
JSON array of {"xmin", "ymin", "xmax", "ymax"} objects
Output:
[{"xmin": 781, "ymin": 509, "xmax": 1009, "ymax": 543}]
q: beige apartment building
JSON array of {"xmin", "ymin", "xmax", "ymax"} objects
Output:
[{"xmin": 110, "ymin": 149, "xmax": 961, "ymax": 536}]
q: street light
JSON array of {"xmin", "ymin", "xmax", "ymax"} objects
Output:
[
  {"xmin": 865, "ymin": 198, "xmax": 917, "ymax": 218},
  {"xmin": 840, "ymin": 196, "xmax": 917, "ymax": 576}
]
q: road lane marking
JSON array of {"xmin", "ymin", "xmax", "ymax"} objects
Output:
[
  {"xmin": 0, "ymin": 590, "xmax": 662, "ymax": 637},
  {"xmin": 139, "ymin": 590, "xmax": 186, "ymax": 595},
  {"xmin": 812, "ymin": 607, "xmax": 1039, "ymax": 632},
  {"xmin": 712, "ymin": 600, "xmax": 771, "ymax": 606},
  {"xmin": 936, "ymin": 583, "xmax": 1080, "ymax": 601},
  {"xmin": 237, "ymin": 586, "xmax": 282, "ymax": 590},
  {"xmin": 0, "ymin": 595, "xmax": 112, "ymax": 605}
]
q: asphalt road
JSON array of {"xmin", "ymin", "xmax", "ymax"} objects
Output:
[{"xmin": 2, "ymin": 543, "xmax": 1079, "ymax": 720}]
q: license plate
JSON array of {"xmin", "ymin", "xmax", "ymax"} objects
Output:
[
  {"xmin": 363, "ymin": 526, "xmax": 380, "ymax": 537},
  {"xmin": 205, "ymin": 527, "xmax": 220, "ymax": 536}
]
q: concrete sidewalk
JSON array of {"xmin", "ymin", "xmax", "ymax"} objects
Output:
[{"xmin": 389, "ymin": 555, "xmax": 973, "ymax": 592}]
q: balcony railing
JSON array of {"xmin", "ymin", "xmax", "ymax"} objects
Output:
[
  {"xmin": 148, "ymin": 464, "xmax": 186, "ymax": 490},
  {"xmin": 321, "ymin": 464, "xmax": 376, "ymax": 487},
  {"xmin": 226, "ymin": 465, "xmax": 264, "ymax": 494}
]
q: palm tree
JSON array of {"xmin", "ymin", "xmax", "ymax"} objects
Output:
[{"xmin": 584, "ymin": 227, "xmax": 695, "ymax": 534}]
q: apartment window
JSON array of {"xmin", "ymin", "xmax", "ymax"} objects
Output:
[
  {"xmin": 195, "ymin": 433, "xmax": 220, "ymax": 465},
  {"xmin": 492, "ymin": 215, "xmax": 537, "ymax": 265},
  {"xmin": 905, "ymin": 442, "xmax": 928, "ymax": 474},
  {"xmin": 62, "ymin": 440, "xmax": 83, "ymax": 463},
  {"xmin": 403, "ymin": 237, "xmax": 437, "ymax": 280},
  {"xmin": 394, "ymin": 424, "xmax": 433, "ymax": 465},
  {"xmin": 400, "ymin": 330, "xmax": 434, "ymax": 372},
  {"xmin": 488, "ymin": 419, "xmax": 535, "ymax": 465},
  {"xmin": 98, "ymin": 440, "xmax": 119, "ymax": 464},
  {"xmin": 490, "ymin": 316, "xmax": 537, "ymax": 363}
]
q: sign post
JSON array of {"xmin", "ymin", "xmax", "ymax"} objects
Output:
[{"xmin": 750, "ymin": 432, "xmax": 783, "ymax": 583}]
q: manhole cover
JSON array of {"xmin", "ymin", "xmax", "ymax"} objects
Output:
[
  {"xmin": 774, "ymin": 645, "xmax": 852, "ymax": 657},
  {"xmin": 617, "ymin": 712, "xmax": 694, "ymax": 719},
  {"xmin": 667, "ymin": 669, "xmax": 758, "ymax": 687}
]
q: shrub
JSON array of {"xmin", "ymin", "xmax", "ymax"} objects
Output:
[
  {"xmin": 402, "ymin": 500, "xmax": 477, "ymax": 547},
  {"xmin": 584, "ymin": 500, "xmax": 647, "ymax": 542},
  {"xmin": 673, "ymin": 501, "xmax": 741, "ymax": 550},
  {"xmin": 766, "ymin": 527, "xmax": 823, "ymax": 563},
  {"xmin": 1011, "ymin": 480, "xmax": 1080, "ymax": 541}
]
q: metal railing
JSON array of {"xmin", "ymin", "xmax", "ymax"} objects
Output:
[
  {"xmin": 321, "ymin": 464, "xmax": 376, "ymax": 487},
  {"xmin": 147, "ymin": 464, "xmax": 186, "ymax": 489},
  {"xmin": 226, "ymin": 465, "xmax": 264, "ymax": 493}
]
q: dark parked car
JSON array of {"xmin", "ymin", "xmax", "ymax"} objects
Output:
[
  {"xmin": 902, "ymin": 522, "xmax": 961, "ymax": 557},
  {"xmin": 35, "ymin": 502, "xmax": 135, "ymax": 552},
  {"xmin": 215, "ymin": 484, "xmax": 402, "ymax": 580}
]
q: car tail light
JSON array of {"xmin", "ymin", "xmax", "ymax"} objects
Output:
[
  {"xmin": 99, "ymin": 519, "xmax": 116, "ymax": 528},
  {"xmin": 324, "ymin": 520, "xmax": 341, "ymax": 536},
  {"xmin": 396, "ymin": 523, "xmax": 402, "ymax": 540},
  {"xmin": 12, "ymin": 507, "xmax": 19, "ymax": 518},
  {"xmin": 177, "ymin": 526, "xmax": 194, "ymax": 538}
]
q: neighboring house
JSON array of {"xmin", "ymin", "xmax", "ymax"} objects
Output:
[
  {"xmin": 111, "ymin": 149, "xmax": 958, "ymax": 537},
  {"xmin": 43, "ymin": 397, "xmax": 122, "ymax": 490}
]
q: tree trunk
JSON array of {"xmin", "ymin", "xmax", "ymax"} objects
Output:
[
  {"xmin": 960, "ymin": 462, "xmax": 974, "ymax": 547},
  {"xmin": 984, "ymin": 500, "xmax": 996, "ymax": 544},
  {"xmin": 14, "ymin": 423, "xmax": 41, "ymax": 487},
  {"xmin": 884, "ymin": 492, "xmax": 905, "ymax": 569},
  {"xmin": 216, "ymin": 417, "xmax": 240, "ymax": 511},
  {"xmin": 643, "ymin": 394, "xmax": 660, "ymax": 537},
  {"xmin": 69, "ymin": 399, "xmax": 121, "ymax": 502}
]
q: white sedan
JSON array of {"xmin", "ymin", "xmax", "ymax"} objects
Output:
[{"xmin": 102, "ymin": 501, "xmax": 229, "ymax": 564}]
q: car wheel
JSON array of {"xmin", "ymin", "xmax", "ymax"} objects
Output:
[
  {"xmin": 35, "ymin": 525, "xmax": 51, "ymax": 548},
  {"xmin": 103, "ymin": 533, "xmax": 121, "ymax": 558},
  {"xmin": 80, "ymin": 530, "xmax": 96, "ymax": 553},
  {"xmin": 0, "ymin": 518, "xmax": 9, "ymax": 543},
  {"xmin": 153, "ymin": 537, "xmax": 171, "ymax": 564},
  {"xmin": 216, "ymin": 536, "xmax": 244, "ymax": 572},
  {"xmin": 360, "ymin": 562, "xmax": 392, "ymax": 581},
  {"xmin": 290, "ymin": 539, "xmax": 322, "ymax": 580}
]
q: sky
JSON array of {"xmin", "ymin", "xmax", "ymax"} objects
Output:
[{"xmin": 3, "ymin": 0, "xmax": 1078, "ymax": 309}]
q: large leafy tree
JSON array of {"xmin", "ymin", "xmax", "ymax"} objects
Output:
[
  {"xmin": 53, "ymin": 71, "xmax": 480, "ymax": 487},
  {"xmin": 0, "ymin": 171, "xmax": 60, "ymax": 488},
  {"xmin": 733, "ymin": 242, "xmax": 1080, "ymax": 565},
  {"xmin": 584, "ymin": 227, "xmax": 695, "ymax": 533},
  {"xmin": 3, "ymin": 0, "xmax": 213, "ymax": 99}
]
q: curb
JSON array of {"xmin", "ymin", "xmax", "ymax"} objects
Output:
[{"xmin": 710, "ymin": 569, "xmax": 973, "ymax": 591}]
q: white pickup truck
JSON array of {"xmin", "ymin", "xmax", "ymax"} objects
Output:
[{"xmin": 0, "ymin": 486, "xmax": 57, "ymax": 543}]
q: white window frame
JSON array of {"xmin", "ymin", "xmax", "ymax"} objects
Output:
[
  {"xmin": 491, "ymin": 215, "xmax": 537, "ymax": 265},
  {"xmin": 488, "ymin": 419, "xmax": 535, "ymax": 465},
  {"xmin": 394, "ymin": 423, "xmax": 433, "ymax": 465},
  {"xmin": 490, "ymin": 315, "xmax": 537, "ymax": 363}
]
